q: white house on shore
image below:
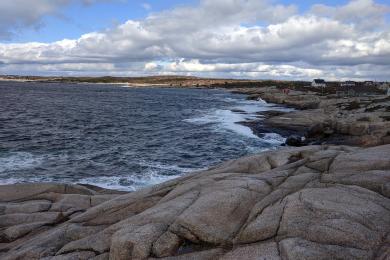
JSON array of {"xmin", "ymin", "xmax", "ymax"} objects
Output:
[{"xmin": 311, "ymin": 79, "xmax": 326, "ymax": 88}]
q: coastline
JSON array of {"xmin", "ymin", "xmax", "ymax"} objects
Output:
[
  {"xmin": 0, "ymin": 81, "xmax": 389, "ymax": 259},
  {"xmin": 4, "ymin": 77, "xmax": 388, "ymax": 147},
  {"xmin": 1, "ymin": 144, "xmax": 389, "ymax": 259},
  {"xmin": 230, "ymin": 86, "xmax": 390, "ymax": 147},
  {"xmin": 0, "ymin": 77, "xmax": 171, "ymax": 88}
]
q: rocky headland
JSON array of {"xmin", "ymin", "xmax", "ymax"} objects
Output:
[
  {"xmin": 1, "ymin": 84, "xmax": 389, "ymax": 259},
  {"xmin": 232, "ymin": 86, "xmax": 390, "ymax": 147}
]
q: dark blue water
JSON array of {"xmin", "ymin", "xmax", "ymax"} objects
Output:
[{"xmin": 0, "ymin": 81, "xmax": 290, "ymax": 190}]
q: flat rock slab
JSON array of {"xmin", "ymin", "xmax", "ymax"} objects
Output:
[{"xmin": 0, "ymin": 145, "xmax": 389, "ymax": 259}]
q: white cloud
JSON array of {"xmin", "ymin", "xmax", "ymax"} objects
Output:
[
  {"xmin": 142, "ymin": 3, "xmax": 151, "ymax": 10},
  {"xmin": 144, "ymin": 62, "xmax": 158, "ymax": 71},
  {"xmin": 0, "ymin": 0, "xmax": 389, "ymax": 80},
  {"xmin": 0, "ymin": 0, "xmax": 113, "ymax": 39},
  {"xmin": 311, "ymin": 0, "xmax": 390, "ymax": 30}
]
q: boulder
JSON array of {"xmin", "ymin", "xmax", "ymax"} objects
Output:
[{"xmin": 285, "ymin": 135, "xmax": 303, "ymax": 146}]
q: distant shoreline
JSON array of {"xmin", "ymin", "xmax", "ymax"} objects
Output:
[{"xmin": 0, "ymin": 75, "xmax": 310, "ymax": 89}]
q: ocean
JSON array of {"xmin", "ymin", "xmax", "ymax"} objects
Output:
[{"xmin": 0, "ymin": 81, "xmax": 291, "ymax": 191}]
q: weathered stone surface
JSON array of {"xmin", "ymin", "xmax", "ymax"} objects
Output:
[
  {"xmin": 0, "ymin": 183, "xmax": 97, "ymax": 203},
  {"xmin": 3, "ymin": 200, "xmax": 51, "ymax": 214},
  {"xmin": 278, "ymin": 186, "xmax": 389, "ymax": 251},
  {"xmin": 110, "ymin": 223, "xmax": 167, "ymax": 260},
  {"xmin": 279, "ymin": 237, "xmax": 371, "ymax": 260},
  {"xmin": 152, "ymin": 231, "xmax": 182, "ymax": 257},
  {"xmin": 223, "ymin": 242, "xmax": 280, "ymax": 260},
  {"xmin": 0, "ymin": 212, "xmax": 63, "ymax": 227},
  {"xmin": 149, "ymin": 248, "xmax": 224, "ymax": 260},
  {"xmin": 42, "ymin": 251, "xmax": 96, "ymax": 260},
  {"xmin": 0, "ymin": 222, "xmax": 47, "ymax": 242},
  {"xmin": 0, "ymin": 145, "xmax": 389, "ymax": 259}
]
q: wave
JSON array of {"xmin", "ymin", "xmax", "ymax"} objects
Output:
[
  {"xmin": 185, "ymin": 109, "xmax": 259, "ymax": 138},
  {"xmin": 136, "ymin": 160, "xmax": 196, "ymax": 173},
  {"xmin": 184, "ymin": 97, "xmax": 292, "ymax": 139},
  {"xmin": 261, "ymin": 133, "xmax": 286, "ymax": 144},
  {"xmin": 0, "ymin": 153, "xmax": 202, "ymax": 191},
  {"xmin": 79, "ymin": 171, "xmax": 180, "ymax": 192},
  {"xmin": 79, "ymin": 160, "xmax": 201, "ymax": 191},
  {"xmin": 0, "ymin": 152, "xmax": 43, "ymax": 173},
  {"xmin": 0, "ymin": 175, "xmax": 56, "ymax": 185}
]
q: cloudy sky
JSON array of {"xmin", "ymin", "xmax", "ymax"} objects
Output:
[{"xmin": 0, "ymin": 0, "xmax": 389, "ymax": 80}]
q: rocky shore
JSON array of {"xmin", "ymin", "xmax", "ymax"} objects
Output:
[
  {"xmin": 1, "ymin": 144, "xmax": 389, "ymax": 259},
  {"xmin": 233, "ymin": 86, "xmax": 390, "ymax": 147},
  {"xmin": 1, "ymin": 85, "xmax": 390, "ymax": 259}
]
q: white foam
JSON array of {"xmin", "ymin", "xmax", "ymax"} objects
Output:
[
  {"xmin": 0, "ymin": 177, "xmax": 25, "ymax": 185},
  {"xmin": 79, "ymin": 171, "xmax": 181, "ymax": 191},
  {"xmin": 137, "ymin": 160, "xmax": 196, "ymax": 173},
  {"xmin": 0, "ymin": 176, "xmax": 56, "ymax": 185},
  {"xmin": 0, "ymin": 152, "xmax": 43, "ymax": 173},
  {"xmin": 261, "ymin": 133, "xmax": 286, "ymax": 145},
  {"xmin": 185, "ymin": 109, "xmax": 259, "ymax": 138},
  {"xmin": 79, "ymin": 161, "xmax": 199, "ymax": 191},
  {"xmin": 184, "ymin": 97, "xmax": 293, "ymax": 139},
  {"xmin": 256, "ymin": 97, "xmax": 267, "ymax": 104}
]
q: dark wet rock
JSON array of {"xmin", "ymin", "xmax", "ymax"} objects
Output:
[
  {"xmin": 285, "ymin": 135, "xmax": 304, "ymax": 146},
  {"xmin": 256, "ymin": 110, "xmax": 286, "ymax": 118},
  {"xmin": 238, "ymin": 120, "xmax": 302, "ymax": 139}
]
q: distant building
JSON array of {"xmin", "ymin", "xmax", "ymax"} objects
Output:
[
  {"xmin": 364, "ymin": 81, "xmax": 375, "ymax": 87},
  {"xmin": 340, "ymin": 81, "xmax": 356, "ymax": 87},
  {"xmin": 311, "ymin": 79, "xmax": 326, "ymax": 88}
]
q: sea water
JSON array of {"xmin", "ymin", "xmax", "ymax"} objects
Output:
[{"xmin": 0, "ymin": 82, "xmax": 290, "ymax": 190}]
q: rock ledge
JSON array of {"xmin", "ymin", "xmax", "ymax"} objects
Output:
[{"xmin": 1, "ymin": 145, "xmax": 390, "ymax": 259}]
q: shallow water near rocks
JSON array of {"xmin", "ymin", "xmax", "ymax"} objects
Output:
[{"xmin": 0, "ymin": 82, "xmax": 290, "ymax": 190}]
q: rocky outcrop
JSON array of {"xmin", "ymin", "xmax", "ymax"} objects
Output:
[
  {"xmin": 234, "ymin": 87, "xmax": 390, "ymax": 147},
  {"xmin": 0, "ymin": 184, "xmax": 123, "ymax": 249},
  {"xmin": 240, "ymin": 87, "xmax": 321, "ymax": 110},
  {"xmin": 1, "ymin": 145, "xmax": 389, "ymax": 259}
]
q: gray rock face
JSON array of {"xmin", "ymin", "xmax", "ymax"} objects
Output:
[
  {"xmin": 236, "ymin": 87, "xmax": 390, "ymax": 147},
  {"xmin": 0, "ymin": 145, "xmax": 389, "ymax": 259}
]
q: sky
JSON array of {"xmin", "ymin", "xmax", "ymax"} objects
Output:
[{"xmin": 0, "ymin": 0, "xmax": 389, "ymax": 80}]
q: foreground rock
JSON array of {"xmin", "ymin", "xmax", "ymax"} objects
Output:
[{"xmin": 1, "ymin": 144, "xmax": 389, "ymax": 259}]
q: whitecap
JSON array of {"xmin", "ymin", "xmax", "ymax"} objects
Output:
[
  {"xmin": 184, "ymin": 109, "xmax": 259, "ymax": 138},
  {"xmin": 0, "ymin": 152, "xmax": 43, "ymax": 173},
  {"xmin": 184, "ymin": 97, "xmax": 294, "ymax": 139},
  {"xmin": 78, "ymin": 159, "xmax": 202, "ymax": 191},
  {"xmin": 136, "ymin": 160, "xmax": 197, "ymax": 173},
  {"xmin": 0, "ymin": 177, "xmax": 24, "ymax": 185},
  {"xmin": 261, "ymin": 133, "xmax": 286, "ymax": 145},
  {"xmin": 79, "ymin": 170, "xmax": 181, "ymax": 192}
]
